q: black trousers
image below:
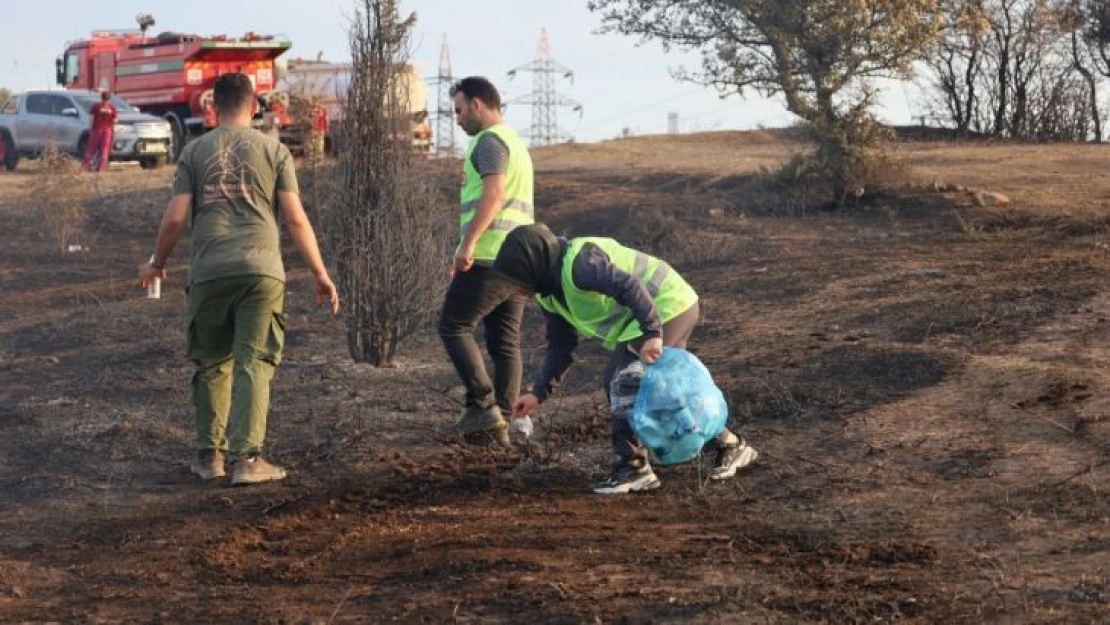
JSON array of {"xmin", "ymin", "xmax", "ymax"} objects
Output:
[{"xmin": 437, "ymin": 265, "xmax": 525, "ymax": 413}]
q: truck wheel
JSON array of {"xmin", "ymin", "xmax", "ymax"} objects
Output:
[
  {"xmin": 165, "ymin": 113, "xmax": 185, "ymax": 162},
  {"xmin": 139, "ymin": 156, "xmax": 165, "ymax": 170},
  {"xmin": 2, "ymin": 134, "xmax": 18, "ymax": 171},
  {"xmin": 76, "ymin": 134, "xmax": 89, "ymax": 160}
]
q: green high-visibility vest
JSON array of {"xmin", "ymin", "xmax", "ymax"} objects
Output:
[
  {"xmin": 537, "ymin": 238, "xmax": 698, "ymax": 350},
  {"xmin": 460, "ymin": 124, "xmax": 535, "ymax": 262}
]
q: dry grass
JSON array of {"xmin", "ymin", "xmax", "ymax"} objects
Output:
[
  {"xmin": 25, "ymin": 146, "xmax": 91, "ymax": 252},
  {"xmin": 535, "ymin": 132, "xmax": 1110, "ymax": 217}
]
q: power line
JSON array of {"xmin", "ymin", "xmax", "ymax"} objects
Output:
[{"xmin": 569, "ymin": 87, "xmax": 704, "ymax": 134}]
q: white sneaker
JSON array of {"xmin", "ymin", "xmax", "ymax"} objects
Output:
[
  {"xmin": 190, "ymin": 450, "xmax": 226, "ymax": 480},
  {"xmin": 709, "ymin": 442, "xmax": 758, "ymax": 480},
  {"xmin": 230, "ymin": 456, "xmax": 287, "ymax": 485}
]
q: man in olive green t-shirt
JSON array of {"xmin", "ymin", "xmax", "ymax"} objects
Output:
[{"xmin": 139, "ymin": 73, "xmax": 339, "ymax": 486}]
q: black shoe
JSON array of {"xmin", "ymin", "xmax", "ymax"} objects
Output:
[{"xmin": 591, "ymin": 463, "xmax": 661, "ymax": 495}]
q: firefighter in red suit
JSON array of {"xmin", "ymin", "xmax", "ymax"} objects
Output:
[
  {"xmin": 313, "ymin": 105, "xmax": 329, "ymax": 155},
  {"xmin": 82, "ymin": 91, "xmax": 117, "ymax": 172}
]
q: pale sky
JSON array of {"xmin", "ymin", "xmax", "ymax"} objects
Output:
[{"xmin": 1, "ymin": 0, "xmax": 921, "ymax": 144}]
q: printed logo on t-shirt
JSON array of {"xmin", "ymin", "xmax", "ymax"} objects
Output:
[{"xmin": 199, "ymin": 134, "xmax": 259, "ymax": 207}]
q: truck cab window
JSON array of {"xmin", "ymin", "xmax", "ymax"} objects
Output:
[
  {"xmin": 48, "ymin": 95, "xmax": 73, "ymax": 117},
  {"xmin": 25, "ymin": 94, "xmax": 50, "ymax": 115},
  {"xmin": 65, "ymin": 54, "xmax": 81, "ymax": 85}
]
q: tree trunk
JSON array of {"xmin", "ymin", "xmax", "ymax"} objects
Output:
[
  {"xmin": 1072, "ymin": 31, "xmax": 1102, "ymax": 142},
  {"xmin": 993, "ymin": 23, "xmax": 1012, "ymax": 135},
  {"xmin": 961, "ymin": 41, "xmax": 981, "ymax": 136}
]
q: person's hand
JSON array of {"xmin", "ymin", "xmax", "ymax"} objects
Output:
[
  {"xmin": 513, "ymin": 393, "xmax": 539, "ymax": 418},
  {"xmin": 138, "ymin": 262, "xmax": 165, "ymax": 289},
  {"xmin": 638, "ymin": 337, "xmax": 664, "ymax": 364},
  {"xmin": 454, "ymin": 240, "xmax": 475, "ymax": 273},
  {"xmin": 314, "ymin": 272, "xmax": 340, "ymax": 315}
]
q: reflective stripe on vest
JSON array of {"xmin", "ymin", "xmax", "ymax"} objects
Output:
[
  {"xmin": 460, "ymin": 124, "xmax": 535, "ymax": 262},
  {"xmin": 537, "ymin": 238, "xmax": 698, "ymax": 350},
  {"xmin": 594, "ymin": 261, "xmax": 673, "ymax": 339}
]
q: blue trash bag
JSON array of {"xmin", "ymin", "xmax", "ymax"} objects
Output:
[{"xmin": 629, "ymin": 347, "xmax": 728, "ymax": 465}]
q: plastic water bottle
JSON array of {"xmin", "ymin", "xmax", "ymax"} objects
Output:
[
  {"xmin": 147, "ymin": 255, "xmax": 161, "ymax": 299},
  {"xmin": 511, "ymin": 415, "xmax": 534, "ymax": 439}
]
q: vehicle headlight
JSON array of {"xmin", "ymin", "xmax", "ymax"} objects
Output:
[{"xmin": 114, "ymin": 124, "xmax": 136, "ymax": 137}]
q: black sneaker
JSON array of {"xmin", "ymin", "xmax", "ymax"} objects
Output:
[
  {"xmin": 709, "ymin": 441, "xmax": 758, "ymax": 480},
  {"xmin": 591, "ymin": 463, "xmax": 662, "ymax": 495}
]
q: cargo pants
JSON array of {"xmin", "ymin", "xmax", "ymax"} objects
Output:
[{"xmin": 187, "ymin": 276, "xmax": 286, "ymax": 459}]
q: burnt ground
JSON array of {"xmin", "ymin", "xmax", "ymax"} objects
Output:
[{"xmin": 0, "ymin": 132, "xmax": 1107, "ymax": 623}]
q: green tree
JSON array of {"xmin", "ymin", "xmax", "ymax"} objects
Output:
[{"xmin": 588, "ymin": 0, "xmax": 944, "ymax": 200}]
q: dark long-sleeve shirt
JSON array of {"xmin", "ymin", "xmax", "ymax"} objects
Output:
[{"xmin": 532, "ymin": 242, "xmax": 663, "ymax": 401}]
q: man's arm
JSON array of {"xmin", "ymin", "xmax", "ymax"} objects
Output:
[
  {"xmin": 153, "ymin": 193, "xmax": 190, "ymax": 265},
  {"xmin": 278, "ymin": 191, "xmax": 339, "ymax": 314},
  {"xmin": 455, "ymin": 173, "xmax": 505, "ymax": 271},
  {"xmin": 573, "ymin": 245, "xmax": 662, "ymax": 344},
  {"xmin": 532, "ymin": 310, "xmax": 580, "ymax": 402},
  {"xmin": 138, "ymin": 193, "xmax": 190, "ymax": 287},
  {"xmin": 455, "ymin": 133, "xmax": 510, "ymax": 272},
  {"xmin": 465, "ymin": 173, "xmax": 506, "ymax": 246},
  {"xmin": 277, "ymin": 191, "xmax": 327, "ymax": 276},
  {"xmin": 573, "ymin": 245, "xmax": 667, "ymax": 363},
  {"xmin": 513, "ymin": 310, "xmax": 579, "ymax": 417}
]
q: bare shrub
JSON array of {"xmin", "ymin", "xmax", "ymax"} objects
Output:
[
  {"xmin": 28, "ymin": 145, "xmax": 90, "ymax": 252},
  {"xmin": 762, "ymin": 115, "xmax": 914, "ymax": 212},
  {"xmin": 325, "ymin": 0, "xmax": 453, "ymax": 366}
]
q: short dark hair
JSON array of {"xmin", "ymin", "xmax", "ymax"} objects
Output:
[
  {"xmin": 449, "ymin": 76, "xmax": 501, "ymax": 110},
  {"xmin": 213, "ymin": 72, "xmax": 255, "ymax": 113},
  {"xmin": 100, "ymin": 91, "xmax": 111, "ymax": 101}
]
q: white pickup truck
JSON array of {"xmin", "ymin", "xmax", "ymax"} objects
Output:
[{"xmin": 0, "ymin": 90, "xmax": 173, "ymax": 171}]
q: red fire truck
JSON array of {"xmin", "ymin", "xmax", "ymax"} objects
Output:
[{"xmin": 57, "ymin": 20, "xmax": 297, "ymax": 160}]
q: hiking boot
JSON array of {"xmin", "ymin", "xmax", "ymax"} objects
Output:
[
  {"xmin": 463, "ymin": 425, "xmax": 511, "ymax": 447},
  {"xmin": 190, "ymin": 449, "xmax": 226, "ymax": 480},
  {"xmin": 591, "ymin": 462, "xmax": 662, "ymax": 495},
  {"xmin": 709, "ymin": 441, "xmax": 759, "ymax": 480},
  {"xmin": 440, "ymin": 405, "xmax": 510, "ymax": 446},
  {"xmin": 230, "ymin": 456, "xmax": 287, "ymax": 486}
]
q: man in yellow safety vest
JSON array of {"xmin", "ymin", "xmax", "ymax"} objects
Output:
[
  {"xmin": 438, "ymin": 77, "xmax": 535, "ymax": 445},
  {"xmin": 494, "ymin": 224, "xmax": 759, "ymax": 494}
]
